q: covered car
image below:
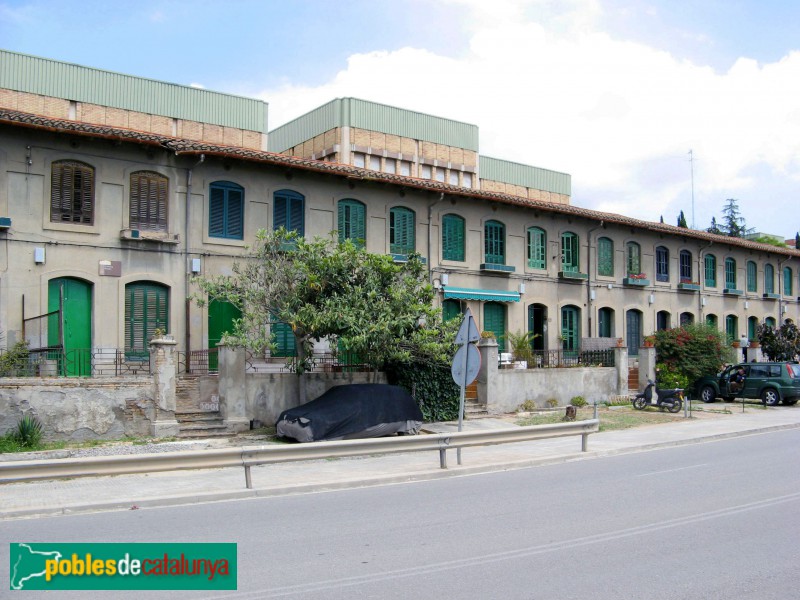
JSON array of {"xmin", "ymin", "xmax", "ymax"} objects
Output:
[{"xmin": 275, "ymin": 384, "xmax": 424, "ymax": 442}]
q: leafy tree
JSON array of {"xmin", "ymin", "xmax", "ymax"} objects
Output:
[
  {"xmin": 193, "ymin": 228, "xmax": 453, "ymax": 402},
  {"xmin": 677, "ymin": 210, "xmax": 688, "ymax": 228},
  {"xmin": 749, "ymin": 235, "xmax": 787, "ymax": 248},
  {"xmin": 659, "ymin": 215, "xmax": 664, "ymax": 224},
  {"xmin": 652, "ymin": 324, "xmax": 732, "ymax": 390},
  {"xmin": 757, "ymin": 321, "xmax": 800, "ymax": 362},
  {"xmin": 795, "ymin": 231, "xmax": 799, "ymax": 249},
  {"xmin": 719, "ymin": 198, "xmax": 752, "ymax": 238},
  {"xmin": 707, "ymin": 216, "xmax": 722, "ymax": 235}
]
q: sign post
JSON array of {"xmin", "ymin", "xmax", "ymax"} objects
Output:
[{"xmin": 451, "ymin": 308, "xmax": 481, "ymax": 465}]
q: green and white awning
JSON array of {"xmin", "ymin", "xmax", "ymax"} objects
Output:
[{"xmin": 443, "ymin": 286, "xmax": 520, "ymax": 302}]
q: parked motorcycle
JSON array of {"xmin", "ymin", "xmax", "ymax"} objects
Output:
[{"xmin": 632, "ymin": 379, "xmax": 684, "ymax": 413}]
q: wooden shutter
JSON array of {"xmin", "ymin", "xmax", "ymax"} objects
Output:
[
  {"xmin": 125, "ymin": 283, "xmax": 168, "ymax": 359},
  {"xmin": 390, "ymin": 207, "xmax": 415, "ymax": 255},
  {"xmin": 338, "ymin": 200, "xmax": 365, "ymax": 246},
  {"xmin": 484, "ymin": 303, "xmax": 507, "ymax": 352},
  {"xmin": 226, "ymin": 187, "xmax": 244, "ymax": 239},
  {"xmin": 562, "ymin": 233, "xmax": 578, "ymax": 272},
  {"xmin": 272, "ymin": 322, "xmax": 297, "ymax": 357},
  {"xmin": 705, "ymin": 255, "xmax": 716, "ymax": 287},
  {"xmin": 442, "ymin": 215, "xmax": 465, "ymax": 261},
  {"xmin": 597, "ymin": 237, "xmax": 613, "ymax": 276},
  {"xmin": 484, "ymin": 220, "xmax": 505, "ymax": 264},
  {"xmin": 51, "ymin": 160, "xmax": 94, "ymax": 224},
  {"xmin": 528, "ymin": 227, "xmax": 546, "ymax": 269},
  {"xmin": 626, "ymin": 242, "xmax": 641, "ymax": 275},
  {"xmin": 209, "ymin": 184, "xmax": 226, "ymax": 237},
  {"xmin": 765, "ymin": 264, "xmax": 774, "ymax": 294},
  {"xmin": 130, "ymin": 171, "xmax": 167, "ymax": 231}
]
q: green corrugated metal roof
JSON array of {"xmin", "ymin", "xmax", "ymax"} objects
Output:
[
  {"xmin": 269, "ymin": 97, "xmax": 479, "ymax": 153},
  {"xmin": 0, "ymin": 49, "xmax": 268, "ymax": 132},
  {"xmin": 480, "ymin": 156, "xmax": 571, "ymax": 196},
  {"xmin": 443, "ymin": 287, "xmax": 520, "ymax": 302}
]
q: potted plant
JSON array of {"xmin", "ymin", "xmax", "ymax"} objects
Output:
[
  {"xmin": 505, "ymin": 330, "xmax": 539, "ymax": 369},
  {"xmin": 642, "ymin": 335, "xmax": 655, "ymax": 348},
  {"xmin": 749, "ymin": 338, "xmax": 760, "ymax": 348}
]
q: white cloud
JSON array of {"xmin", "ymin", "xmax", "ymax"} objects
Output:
[{"xmin": 261, "ymin": 1, "xmax": 800, "ymax": 235}]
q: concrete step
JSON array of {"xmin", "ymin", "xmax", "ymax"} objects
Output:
[
  {"xmin": 177, "ymin": 422, "xmax": 230, "ymax": 439},
  {"xmin": 176, "ymin": 412, "xmax": 222, "ymax": 422}
]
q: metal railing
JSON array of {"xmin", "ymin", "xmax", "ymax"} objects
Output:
[
  {"xmin": 523, "ymin": 348, "xmax": 615, "ymax": 368},
  {"xmin": 0, "ymin": 419, "xmax": 600, "ymax": 489},
  {"xmin": 0, "ymin": 348, "xmax": 152, "ymax": 377},
  {"xmin": 177, "ymin": 349, "xmax": 218, "ymax": 375},
  {"xmin": 245, "ymin": 350, "xmax": 371, "ymax": 374}
]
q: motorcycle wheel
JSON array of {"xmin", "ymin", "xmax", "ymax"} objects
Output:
[
  {"xmin": 667, "ymin": 399, "xmax": 682, "ymax": 413},
  {"xmin": 632, "ymin": 397, "xmax": 647, "ymax": 410}
]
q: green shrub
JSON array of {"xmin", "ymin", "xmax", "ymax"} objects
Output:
[
  {"xmin": 0, "ymin": 341, "xmax": 30, "ymax": 377},
  {"xmin": 570, "ymin": 396, "xmax": 587, "ymax": 407},
  {"xmin": 545, "ymin": 398, "xmax": 559, "ymax": 408},
  {"xmin": 387, "ymin": 360, "xmax": 460, "ymax": 422},
  {"xmin": 13, "ymin": 414, "xmax": 43, "ymax": 448},
  {"xmin": 518, "ymin": 399, "xmax": 537, "ymax": 412},
  {"xmin": 652, "ymin": 324, "xmax": 730, "ymax": 388},
  {"xmin": 655, "ymin": 362, "xmax": 691, "ymax": 389}
]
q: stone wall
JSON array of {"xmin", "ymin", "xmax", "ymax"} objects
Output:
[{"xmin": 0, "ymin": 378, "xmax": 153, "ymax": 441}]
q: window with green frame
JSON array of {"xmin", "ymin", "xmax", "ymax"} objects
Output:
[
  {"xmin": 442, "ymin": 214, "xmax": 465, "ymax": 261},
  {"xmin": 704, "ymin": 254, "xmax": 717, "ymax": 287},
  {"xmin": 725, "ymin": 258, "xmax": 737, "ymax": 289},
  {"xmin": 271, "ymin": 322, "xmax": 296, "ymax": 357},
  {"xmin": 483, "ymin": 302, "xmax": 507, "ymax": 352},
  {"xmin": 765, "ymin": 264, "xmax": 775, "ymax": 294},
  {"xmin": 561, "ymin": 232, "xmax": 579, "ymax": 272},
  {"xmin": 484, "ymin": 220, "xmax": 506, "ymax": 264},
  {"xmin": 706, "ymin": 313, "xmax": 718, "ymax": 328},
  {"xmin": 338, "ymin": 199, "xmax": 366, "ymax": 247},
  {"xmin": 747, "ymin": 316, "xmax": 758, "ymax": 340},
  {"xmin": 561, "ymin": 305, "xmax": 580, "ymax": 351},
  {"xmin": 209, "ymin": 181, "xmax": 244, "ymax": 239},
  {"xmin": 746, "ymin": 261, "xmax": 757, "ymax": 293},
  {"xmin": 273, "ymin": 189, "xmax": 305, "ymax": 235},
  {"xmin": 442, "ymin": 299, "xmax": 462, "ymax": 322},
  {"xmin": 784, "ymin": 267, "xmax": 793, "ymax": 295},
  {"xmin": 390, "ymin": 206, "xmax": 415, "ymax": 255},
  {"xmin": 597, "ymin": 237, "xmax": 613, "ymax": 276},
  {"xmin": 527, "ymin": 227, "xmax": 546, "ymax": 269},
  {"xmin": 725, "ymin": 314, "xmax": 738, "ymax": 344},
  {"xmin": 626, "ymin": 242, "xmax": 641, "ymax": 276},
  {"xmin": 124, "ymin": 282, "xmax": 168, "ymax": 360}
]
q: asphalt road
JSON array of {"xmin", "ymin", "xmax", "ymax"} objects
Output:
[{"xmin": 3, "ymin": 429, "xmax": 799, "ymax": 599}]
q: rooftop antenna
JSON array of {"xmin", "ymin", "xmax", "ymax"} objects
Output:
[{"xmin": 688, "ymin": 149, "xmax": 695, "ymax": 229}]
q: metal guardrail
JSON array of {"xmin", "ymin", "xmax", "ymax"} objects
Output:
[{"xmin": 0, "ymin": 419, "xmax": 599, "ymax": 489}]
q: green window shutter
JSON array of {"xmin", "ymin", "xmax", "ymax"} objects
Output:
[
  {"xmin": 272, "ymin": 322, "xmax": 297, "ymax": 357},
  {"xmin": 484, "ymin": 220, "xmax": 505, "ymax": 264},
  {"xmin": 442, "ymin": 214, "xmax": 465, "ymax": 261},
  {"xmin": 130, "ymin": 171, "xmax": 168, "ymax": 231},
  {"xmin": 125, "ymin": 283, "xmax": 168, "ymax": 360},
  {"xmin": 562, "ymin": 232, "xmax": 579, "ymax": 272},
  {"xmin": 784, "ymin": 267, "xmax": 793, "ymax": 295},
  {"xmin": 527, "ymin": 227, "xmax": 546, "ymax": 269},
  {"xmin": 390, "ymin": 207, "xmax": 415, "ymax": 255},
  {"xmin": 626, "ymin": 242, "xmax": 641, "ymax": 275},
  {"xmin": 442, "ymin": 299, "xmax": 461, "ymax": 322},
  {"xmin": 561, "ymin": 305, "xmax": 580, "ymax": 351},
  {"xmin": 597, "ymin": 237, "xmax": 613, "ymax": 276},
  {"xmin": 725, "ymin": 315, "xmax": 737, "ymax": 344},
  {"xmin": 765, "ymin": 264, "xmax": 774, "ymax": 294},
  {"xmin": 338, "ymin": 199, "xmax": 366, "ymax": 247},
  {"xmin": 483, "ymin": 303, "xmax": 506, "ymax": 352},
  {"xmin": 209, "ymin": 181, "xmax": 244, "ymax": 239},
  {"xmin": 705, "ymin": 255, "xmax": 717, "ymax": 287},
  {"xmin": 748, "ymin": 316, "xmax": 758, "ymax": 340},
  {"xmin": 746, "ymin": 261, "xmax": 757, "ymax": 292},
  {"xmin": 274, "ymin": 189, "xmax": 305, "ymax": 236},
  {"xmin": 725, "ymin": 258, "xmax": 736, "ymax": 288},
  {"xmin": 51, "ymin": 160, "xmax": 95, "ymax": 225},
  {"xmin": 226, "ymin": 187, "xmax": 244, "ymax": 239}
]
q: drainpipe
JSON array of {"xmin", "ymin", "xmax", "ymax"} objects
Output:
[
  {"xmin": 427, "ymin": 193, "xmax": 445, "ymax": 284},
  {"xmin": 698, "ymin": 240, "xmax": 713, "ymax": 321},
  {"xmin": 586, "ymin": 220, "xmax": 604, "ymax": 337},
  {"xmin": 184, "ymin": 154, "xmax": 205, "ymax": 359}
]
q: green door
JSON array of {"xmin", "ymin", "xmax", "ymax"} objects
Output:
[
  {"xmin": 561, "ymin": 305, "xmax": 580, "ymax": 353},
  {"xmin": 48, "ymin": 277, "xmax": 92, "ymax": 376},
  {"xmin": 484, "ymin": 302, "xmax": 507, "ymax": 352},
  {"xmin": 208, "ymin": 299, "xmax": 241, "ymax": 370}
]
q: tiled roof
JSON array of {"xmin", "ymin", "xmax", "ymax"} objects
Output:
[{"xmin": 1, "ymin": 107, "xmax": 797, "ymax": 258}]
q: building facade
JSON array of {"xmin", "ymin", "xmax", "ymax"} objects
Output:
[{"xmin": 0, "ymin": 49, "xmax": 798, "ymax": 373}]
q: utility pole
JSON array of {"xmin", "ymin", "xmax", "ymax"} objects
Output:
[{"xmin": 688, "ymin": 149, "xmax": 695, "ymax": 229}]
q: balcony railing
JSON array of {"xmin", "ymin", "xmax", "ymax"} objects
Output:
[
  {"xmin": 511, "ymin": 348, "xmax": 615, "ymax": 369},
  {"xmin": 0, "ymin": 348, "xmax": 152, "ymax": 378}
]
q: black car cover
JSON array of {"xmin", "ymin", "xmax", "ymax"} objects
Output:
[{"xmin": 275, "ymin": 384, "xmax": 423, "ymax": 442}]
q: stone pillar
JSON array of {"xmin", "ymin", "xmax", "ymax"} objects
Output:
[
  {"xmin": 613, "ymin": 346, "xmax": 629, "ymax": 395},
  {"xmin": 638, "ymin": 346, "xmax": 657, "ymax": 390},
  {"xmin": 149, "ymin": 336, "xmax": 180, "ymax": 438},
  {"xmin": 217, "ymin": 344, "xmax": 249, "ymax": 433},
  {"xmin": 477, "ymin": 337, "xmax": 498, "ymax": 410}
]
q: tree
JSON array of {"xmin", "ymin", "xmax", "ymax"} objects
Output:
[
  {"xmin": 706, "ymin": 216, "xmax": 722, "ymax": 235},
  {"xmin": 193, "ymin": 228, "xmax": 453, "ymax": 402},
  {"xmin": 757, "ymin": 321, "xmax": 800, "ymax": 362},
  {"xmin": 652, "ymin": 324, "xmax": 733, "ymax": 390},
  {"xmin": 677, "ymin": 210, "xmax": 688, "ymax": 228},
  {"xmin": 795, "ymin": 231, "xmax": 799, "ymax": 249},
  {"xmin": 719, "ymin": 198, "xmax": 751, "ymax": 238}
]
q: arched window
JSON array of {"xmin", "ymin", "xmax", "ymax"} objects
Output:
[
  {"xmin": 655, "ymin": 246, "xmax": 669, "ymax": 282},
  {"xmin": 765, "ymin": 317, "xmax": 777, "ymax": 329},
  {"xmin": 130, "ymin": 171, "xmax": 168, "ymax": 231},
  {"xmin": 725, "ymin": 257, "xmax": 737, "ymax": 290},
  {"xmin": 765, "ymin": 264, "xmax": 775, "ymax": 294},
  {"xmin": 598, "ymin": 307, "xmax": 614, "ymax": 337},
  {"xmin": 209, "ymin": 181, "xmax": 244, "ymax": 239},
  {"xmin": 679, "ymin": 250, "xmax": 693, "ymax": 282},
  {"xmin": 704, "ymin": 254, "xmax": 717, "ymax": 288},
  {"xmin": 680, "ymin": 312, "xmax": 695, "ymax": 326},
  {"xmin": 706, "ymin": 314, "xmax": 718, "ymax": 328},
  {"xmin": 125, "ymin": 282, "xmax": 169, "ymax": 360},
  {"xmin": 626, "ymin": 242, "xmax": 641, "ymax": 276},
  {"xmin": 273, "ymin": 189, "xmax": 305, "ymax": 235},
  {"xmin": 561, "ymin": 232, "xmax": 579, "ymax": 273},
  {"xmin": 597, "ymin": 237, "xmax": 614, "ymax": 277},
  {"xmin": 484, "ymin": 220, "xmax": 506, "ymax": 264},
  {"xmin": 442, "ymin": 214, "xmax": 465, "ymax": 261},
  {"xmin": 725, "ymin": 315, "xmax": 738, "ymax": 344},
  {"xmin": 51, "ymin": 160, "xmax": 95, "ymax": 225},
  {"xmin": 390, "ymin": 206, "xmax": 415, "ymax": 256},
  {"xmin": 747, "ymin": 316, "xmax": 759, "ymax": 341},
  {"xmin": 657, "ymin": 311, "xmax": 670, "ymax": 331},
  {"xmin": 746, "ymin": 261, "xmax": 757, "ymax": 293},
  {"xmin": 338, "ymin": 199, "xmax": 366, "ymax": 247},
  {"xmin": 527, "ymin": 227, "xmax": 546, "ymax": 269}
]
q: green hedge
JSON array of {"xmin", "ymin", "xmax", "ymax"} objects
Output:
[{"xmin": 387, "ymin": 360, "xmax": 460, "ymax": 422}]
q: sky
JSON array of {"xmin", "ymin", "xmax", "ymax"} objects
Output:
[{"xmin": 1, "ymin": 0, "xmax": 797, "ymax": 238}]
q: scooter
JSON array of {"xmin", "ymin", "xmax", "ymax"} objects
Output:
[{"xmin": 632, "ymin": 379, "xmax": 684, "ymax": 413}]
